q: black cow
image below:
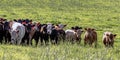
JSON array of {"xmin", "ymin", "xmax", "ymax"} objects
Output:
[
  {"xmin": 3, "ymin": 20, "xmax": 11, "ymax": 44},
  {"xmin": 0, "ymin": 22, "xmax": 4, "ymax": 44},
  {"xmin": 40, "ymin": 24, "xmax": 49, "ymax": 45}
]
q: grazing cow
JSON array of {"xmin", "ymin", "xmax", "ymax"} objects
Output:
[
  {"xmin": 84, "ymin": 28, "xmax": 97, "ymax": 47},
  {"xmin": 102, "ymin": 32, "xmax": 116, "ymax": 47},
  {"xmin": 65, "ymin": 26, "xmax": 83, "ymax": 44},
  {"xmin": 9, "ymin": 21, "xmax": 25, "ymax": 45}
]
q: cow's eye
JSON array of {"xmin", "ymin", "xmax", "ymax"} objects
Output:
[{"xmin": 16, "ymin": 30, "xmax": 19, "ymax": 33}]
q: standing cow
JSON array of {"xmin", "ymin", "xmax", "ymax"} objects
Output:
[
  {"xmin": 102, "ymin": 32, "xmax": 116, "ymax": 47},
  {"xmin": 9, "ymin": 21, "xmax": 25, "ymax": 45},
  {"xmin": 55, "ymin": 24, "xmax": 66, "ymax": 43},
  {"xmin": 84, "ymin": 28, "xmax": 97, "ymax": 47},
  {"xmin": 65, "ymin": 26, "xmax": 83, "ymax": 44},
  {"xmin": 3, "ymin": 20, "xmax": 11, "ymax": 44},
  {"xmin": 0, "ymin": 21, "xmax": 4, "ymax": 44},
  {"xmin": 40, "ymin": 24, "xmax": 49, "ymax": 45},
  {"xmin": 46, "ymin": 23, "xmax": 58, "ymax": 44}
]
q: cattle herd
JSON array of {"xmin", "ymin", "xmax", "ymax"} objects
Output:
[{"xmin": 0, "ymin": 18, "xmax": 117, "ymax": 47}]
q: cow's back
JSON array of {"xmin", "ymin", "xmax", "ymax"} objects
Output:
[{"xmin": 65, "ymin": 30, "xmax": 76, "ymax": 40}]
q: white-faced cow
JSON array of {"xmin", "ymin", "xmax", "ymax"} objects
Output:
[
  {"xmin": 46, "ymin": 23, "xmax": 58, "ymax": 44},
  {"xmin": 102, "ymin": 32, "xmax": 116, "ymax": 47},
  {"xmin": 9, "ymin": 21, "xmax": 25, "ymax": 45},
  {"xmin": 46, "ymin": 23, "xmax": 67, "ymax": 44}
]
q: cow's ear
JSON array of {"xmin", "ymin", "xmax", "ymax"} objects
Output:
[
  {"xmin": 81, "ymin": 30, "xmax": 84, "ymax": 32},
  {"xmin": 52, "ymin": 26, "xmax": 55, "ymax": 28},
  {"xmin": 52, "ymin": 24, "xmax": 54, "ymax": 26},
  {"xmin": 16, "ymin": 30, "xmax": 19, "ymax": 34},
  {"xmin": 64, "ymin": 24, "xmax": 67, "ymax": 27},
  {"xmin": 106, "ymin": 34, "xmax": 109, "ymax": 36},
  {"xmin": 92, "ymin": 29, "xmax": 95, "ymax": 31},
  {"xmin": 84, "ymin": 28, "xmax": 87, "ymax": 30},
  {"xmin": 79, "ymin": 27, "xmax": 82, "ymax": 29},
  {"xmin": 71, "ymin": 27, "xmax": 75, "ymax": 29},
  {"xmin": 114, "ymin": 34, "xmax": 117, "ymax": 37}
]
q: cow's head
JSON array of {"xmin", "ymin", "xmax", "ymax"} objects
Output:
[
  {"xmin": 47, "ymin": 23, "xmax": 54, "ymax": 34},
  {"xmin": 76, "ymin": 29, "xmax": 83, "ymax": 38},
  {"xmin": 10, "ymin": 27, "xmax": 20, "ymax": 44},
  {"xmin": 58, "ymin": 24, "xmax": 67, "ymax": 29},
  {"xmin": 104, "ymin": 32, "xmax": 117, "ymax": 41},
  {"xmin": 40, "ymin": 24, "xmax": 47, "ymax": 34},
  {"xmin": 10, "ymin": 30, "xmax": 19, "ymax": 44},
  {"xmin": 85, "ymin": 28, "xmax": 92, "ymax": 32},
  {"xmin": 109, "ymin": 34, "xmax": 116, "ymax": 41}
]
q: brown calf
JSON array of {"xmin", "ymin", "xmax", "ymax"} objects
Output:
[
  {"xmin": 103, "ymin": 32, "xmax": 116, "ymax": 47},
  {"xmin": 84, "ymin": 28, "xmax": 97, "ymax": 47}
]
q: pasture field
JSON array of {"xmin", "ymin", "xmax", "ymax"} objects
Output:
[{"xmin": 0, "ymin": 0, "xmax": 120, "ymax": 60}]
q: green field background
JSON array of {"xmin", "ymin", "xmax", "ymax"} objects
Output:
[{"xmin": 0, "ymin": 0, "xmax": 120, "ymax": 60}]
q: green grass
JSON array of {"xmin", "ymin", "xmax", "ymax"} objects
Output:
[{"xmin": 0, "ymin": 0, "xmax": 120, "ymax": 60}]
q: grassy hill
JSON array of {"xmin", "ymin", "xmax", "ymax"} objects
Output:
[{"xmin": 0, "ymin": 0, "xmax": 120, "ymax": 60}]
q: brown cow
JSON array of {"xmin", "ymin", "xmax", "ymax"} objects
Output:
[
  {"xmin": 102, "ymin": 32, "xmax": 116, "ymax": 47},
  {"xmin": 84, "ymin": 28, "xmax": 97, "ymax": 47}
]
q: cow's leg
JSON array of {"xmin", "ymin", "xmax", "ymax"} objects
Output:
[
  {"xmin": 41, "ymin": 34, "xmax": 44, "ymax": 45},
  {"xmin": 0, "ymin": 34, "xmax": 3, "ymax": 44},
  {"xmin": 4, "ymin": 30, "xmax": 7, "ymax": 44},
  {"xmin": 110, "ymin": 41, "xmax": 114, "ymax": 48},
  {"xmin": 62, "ymin": 32, "xmax": 66, "ymax": 42},
  {"xmin": 89, "ymin": 41, "xmax": 92, "ymax": 47},
  {"xmin": 62, "ymin": 35, "xmax": 65, "ymax": 42},
  {"xmin": 84, "ymin": 41, "xmax": 87, "ymax": 46},
  {"xmin": 84, "ymin": 39, "xmax": 87, "ymax": 46},
  {"xmin": 4, "ymin": 31, "xmax": 8, "ymax": 44},
  {"xmin": 5, "ymin": 36, "xmax": 7, "ymax": 44},
  {"xmin": 27, "ymin": 38, "xmax": 29, "ymax": 45},
  {"xmin": 35, "ymin": 39, "xmax": 39, "ymax": 47},
  {"xmin": 50, "ymin": 35, "xmax": 54, "ymax": 44},
  {"xmin": 111, "ymin": 42, "xmax": 114, "ymax": 48},
  {"xmin": 40, "ymin": 36, "xmax": 44, "ymax": 45},
  {"xmin": 24, "ymin": 32, "xmax": 29, "ymax": 45},
  {"xmin": 17, "ymin": 38, "xmax": 22, "ymax": 45},
  {"xmin": 6, "ymin": 33, "xmax": 11, "ymax": 44},
  {"xmin": 94, "ymin": 40, "xmax": 97, "ymax": 48},
  {"xmin": 21, "ymin": 38, "xmax": 25, "ymax": 45},
  {"xmin": 44, "ymin": 34, "xmax": 49, "ymax": 45},
  {"xmin": 55, "ymin": 36, "xmax": 58, "ymax": 44},
  {"xmin": 11, "ymin": 39, "xmax": 16, "ymax": 45},
  {"xmin": 105, "ymin": 40, "xmax": 108, "ymax": 47},
  {"xmin": 29, "ymin": 35, "xmax": 33, "ymax": 46},
  {"xmin": 76, "ymin": 37, "xmax": 81, "ymax": 44},
  {"xmin": 34, "ymin": 35, "xmax": 39, "ymax": 47},
  {"xmin": 71, "ymin": 38, "xmax": 74, "ymax": 44},
  {"xmin": 7, "ymin": 32, "xmax": 11, "ymax": 44}
]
